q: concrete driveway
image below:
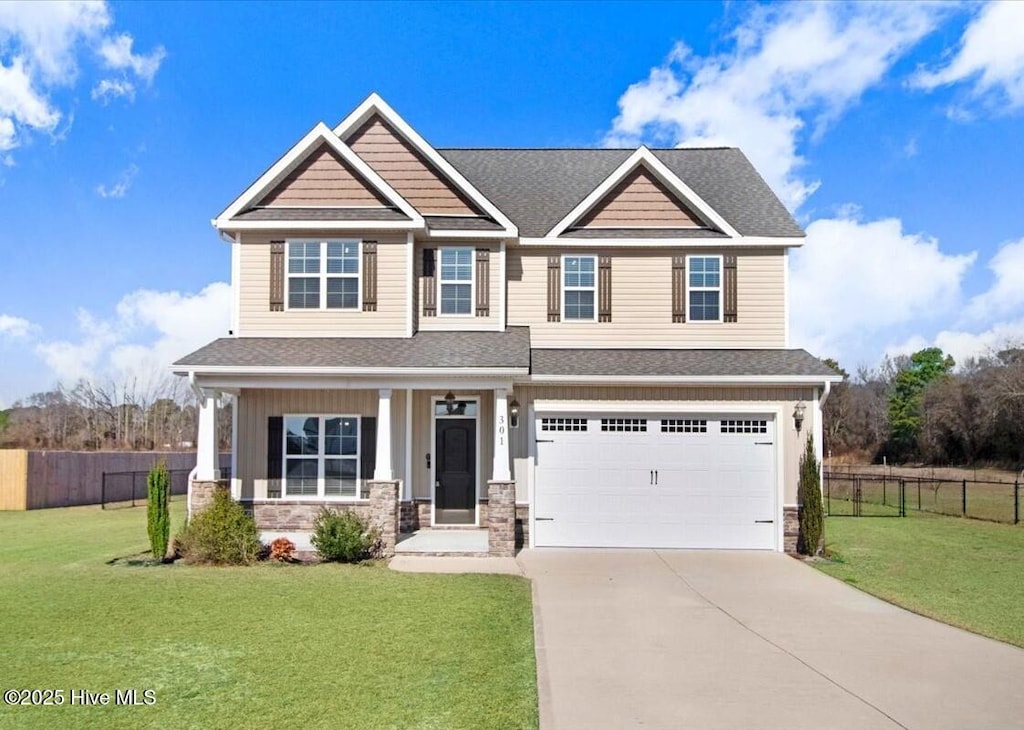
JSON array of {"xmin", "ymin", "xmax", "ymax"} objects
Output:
[{"xmin": 518, "ymin": 549, "xmax": 1024, "ymax": 730}]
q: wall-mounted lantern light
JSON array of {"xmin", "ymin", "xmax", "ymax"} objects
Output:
[
  {"xmin": 793, "ymin": 401, "xmax": 806, "ymax": 434},
  {"xmin": 509, "ymin": 398, "xmax": 520, "ymax": 429},
  {"xmin": 444, "ymin": 391, "xmax": 456, "ymax": 415}
]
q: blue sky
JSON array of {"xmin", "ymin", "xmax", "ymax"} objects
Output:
[{"xmin": 2, "ymin": 1, "xmax": 1024, "ymax": 406}]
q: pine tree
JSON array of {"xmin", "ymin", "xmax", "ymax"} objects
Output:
[
  {"xmin": 146, "ymin": 460, "xmax": 170, "ymax": 562},
  {"xmin": 798, "ymin": 435, "xmax": 824, "ymax": 556}
]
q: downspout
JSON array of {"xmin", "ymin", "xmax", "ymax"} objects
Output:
[{"xmin": 187, "ymin": 371, "xmax": 203, "ymax": 521}]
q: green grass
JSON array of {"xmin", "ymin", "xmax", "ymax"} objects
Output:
[
  {"xmin": 816, "ymin": 514, "xmax": 1024, "ymax": 648},
  {"xmin": 0, "ymin": 502, "xmax": 538, "ymax": 729}
]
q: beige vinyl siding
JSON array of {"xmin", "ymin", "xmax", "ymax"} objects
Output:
[
  {"xmin": 410, "ymin": 390, "xmax": 494, "ymax": 502},
  {"xmin": 507, "ymin": 246, "xmax": 785, "ymax": 348},
  {"xmin": 510, "ymin": 385, "xmax": 816, "ymax": 505},
  {"xmin": 415, "ymin": 242, "xmax": 501, "ymax": 331},
  {"xmin": 236, "ymin": 389, "xmax": 405, "ymax": 500},
  {"xmin": 346, "ymin": 115, "xmax": 479, "ymax": 216},
  {"xmin": 577, "ymin": 167, "xmax": 702, "ymax": 228},
  {"xmin": 257, "ymin": 143, "xmax": 390, "ymax": 208},
  {"xmin": 237, "ymin": 231, "xmax": 408, "ymax": 336}
]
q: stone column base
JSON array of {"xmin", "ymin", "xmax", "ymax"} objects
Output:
[
  {"xmin": 783, "ymin": 505, "xmax": 799, "ymax": 554},
  {"xmin": 189, "ymin": 479, "xmax": 229, "ymax": 519},
  {"xmin": 369, "ymin": 480, "xmax": 400, "ymax": 558},
  {"xmin": 487, "ymin": 481, "xmax": 516, "ymax": 557}
]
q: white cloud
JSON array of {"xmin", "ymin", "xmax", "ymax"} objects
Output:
[
  {"xmin": 963, "ymin": 237, "xmax": 1024, "ymax": 321},
  {"xmin": 887, "ymin": 320, "xmax": 1024, "ymax": 368},
  {"xmin": 911, "ymin": 1, "xmax": 1024, "ymax": 110},
  {"xmin": 91, "ymin": 77, "xmax": 134, "ymax": 104},
  {"xmin": 0, "ymin": 313, "xmax": 34, "ymax": 338},
  {"xmin": 95, "ymin": 162, "xmax": 138, "ymax": 198},
  {"xmin": 0, "ymin": 56, "xmax": 61, "ymax": 149},
  {"xmin": 35, "ymin": 282, "xmax": 231, "ymax": 385},
  {"xmin": 605, "ymin": 2, "xmax": 949, "ymax": 210},
  {"xmin": 789, "ymin": 215, "xmax": 976, "ymax": 362},
  {"xmin": 97, "ymin": 33, "xmax": 165, "ymax": 84},
  {"xmin": 0, "ymin": 1, "xmax": 111, "ymax": 83}
]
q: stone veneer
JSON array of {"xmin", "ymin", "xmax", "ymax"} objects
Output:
[
  {"xmin": 487, "ymin": 481, "xmax": 516, "ymax": 557},
  {"xmin": 369, "ymin": 480, "xmax": 400, "ymax": 558},
  {"xmin": 189, "ymin": 479, "xmax": 229, "ymax": 516},
  {"xmin": 249, "ymin": 501, "xmax": 371, "ymax": 530},
  {"xmin": 399, "ymin": 500, "xmax": 432, "ymax": 533},
  {"xmin": 783, "ymin": 505, "xmax": 799, "ymax": 554}
]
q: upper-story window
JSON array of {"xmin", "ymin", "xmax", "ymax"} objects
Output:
[
  {"xmin": 439, "ymin": 248, "xmax": 474, "ymax": 316},
  {"xmin": 563, "ymin": 255, "xmax": 596, "ymax": 321},
  {"xmin": 287, "ymin": 240, "xmax": 360, "ymax": 310},
  {"xmin": 687, "ymin": 255, "xmax": 721, "ymax": 322}
]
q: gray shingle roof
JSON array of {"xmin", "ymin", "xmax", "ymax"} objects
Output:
[
  {"xmin": 531, "ymin": 349, "xmax": 838, "ymax": 378},
  {"xmin": 174, "ymin": 328, "xmax": 532, "ymax": 371},
  {"xmin": 437, "ymin": 148, "xmax": 804, "ymax": 239},
  {"xmin": 233, "ymin": 207, "xmax": 410, "ymax": 222},
  {"xmin": 425, "ymin": 215, "xmax": 503, "ymax": 231}
]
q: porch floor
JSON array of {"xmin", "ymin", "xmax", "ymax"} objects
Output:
[{"xmin": 395, "ymin": 528, "xmax": 489, "ymax": 555}]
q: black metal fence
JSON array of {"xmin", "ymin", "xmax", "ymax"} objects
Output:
[
  {"xmin": 100, "ymin": 469, "xmax": 192, "ymax": 508},
  {"xmin": 824, "ymin": 471, "xmax": 1021, "ymax": 525}
]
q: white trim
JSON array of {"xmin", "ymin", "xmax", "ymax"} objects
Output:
[
  {"xmin": 284, "ymin": 239, "xmax": 362, "ymax": 312},
  {"xmin": 281, "ymin": 413, "xmax": 363, "ymax": 500},
  {"xmin": 813, "ymin": 386, "xmax": 823, "ymax": 491},
  {"xmin": 213, "ymin": 121, "xmax": 424, "ymax": 229},
  {"xmin": 405, "ymin": 232, "xmax": 414, "ymax": 338},
  {"xmin": 492, "ymin": 388, "xmax": 511, "ymax": 481},
  {"xmin": 230, "ymin": 392, "xmax": 239, "ymax": 499},
  {"xmin": 499, "ymin": 240, "xmax": 507, "ymax": 331},
  {"xmin": 437, "ymin": 246, "xmax": 476, "ymax": 317},
  {"xmin": 230, "ymin": 233, "xmax": 241, "ymax": 336},
  {"xmin": 685, "ymin": 254, "xmax": 724, "ymax": 324},
  {"xmin": 181, "ymin": 365, "xmax": 528, "ymax": 377},
  {"xmin": 429, "ymin": 394, "xmax": 481, "ymax": 527},
  {"xmin": 544, "ymin": 146, "xmax": 741, "ymax": 239},
  {"xmin": 525, "ymin": 373, "xmax": 844, "ymax": 386},
  {"xmin": 185, "ymin": 375, "xmax": 526, "ymax": 393},
  {"xmin": 404, "ymin": 388, "xmax": 413, "ymax": 501},
  {"xmin": 217, "ymin": 220, "xmax": 423, "ymax": 232},
  {"xmin": 426, "ymin": 229, "xmax": 509, "ymax": 239},
  {"xmin": 561, "ymin": 253, "xmax": 598, "ymax": 323},
  {"xmin": 783, "ymin": 248, "xmax": 790, "ymax": 348},
  {"xmin": 333, "ymin": 93, "xmax": 518, "ymax": 235},
  {"xmin": 374, "ymin": 389, "xmax": 393, "ymax": 481},
  {"xmin": 517, "ymin": 236, "xmax": 802, "ymax": 248}
]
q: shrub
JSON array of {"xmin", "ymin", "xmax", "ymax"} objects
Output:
[
  {"xmin": 798, "ymin": 433, "xmax": 824, "ymax": 556},
  {"xmin": 311, "ymin": 508, "xmax": 379, "ymax": 563},
  {"xmin": 177, "ymin": 488, "xmax": 261, "ymax": 565},
  {"xmin": 146, "ymin": 460, "xmax": 170, "ymax": 562},
  {"xmin": 269, "ymin": 537, "xmax": 297, "ymax": 562}
]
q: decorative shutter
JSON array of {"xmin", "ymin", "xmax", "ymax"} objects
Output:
[
  {"xmin": 475, "ymin": 248, "xmax": 490, "ymax": 317},
  {"xmin": 672, "ymin": 256, "xmax": 686, "ymax": 323},
  {"xmin": 422, "ymin": 248, "xmax": 437, "ymax": 317},
  {"xmin": 723, "ymin": 254, "xmax": 737, "ymax": 322},
  {"xmin": 547, "ymin": 256, "xmax": 561, "ymax": 322},
  {"xmin": 360, "ymin": 416, "xmax": 377, "ymax": 481},
  {"xmin": 598, "ymin": 256, "xmax": 612, "ymax": 322},
  {"xmin": 362, "ymin": 241, "xmax": 378, "ymax": 312},
  {"xmin": 269, "ymin": 241, "xmax": 285, "ymax": 311},
  {"xmin": 266, "ymin": 416, "xmax": 283, "ymax": 498}
]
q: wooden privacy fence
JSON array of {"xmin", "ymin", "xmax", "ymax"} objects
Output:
[{"xmin": 0, "ymin": 450, "xmax": 226, "ymax": 510}]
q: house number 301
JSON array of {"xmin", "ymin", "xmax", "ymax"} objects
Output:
[{"xmin": 497, "ymin": 414, "xmax": 506, "ymax": 446}]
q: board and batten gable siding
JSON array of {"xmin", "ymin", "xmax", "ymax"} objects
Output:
[
  {"xmin": 509, "ymin": 385, "xmax": 816, "ymax": 505},
  {"xmin": 237, "ymin": 389, "xmax": 406, "ymax": 500},
  {"xmin": 346, "ymin": 115, "xmax": 480, "ymax": 216},
  {"xmin": 237, "ymin": 232, "xmax": 409, "ymax": 337},
  {"xmin": 415, "ymin": 241, "xmax": 502, "ymax": 331},
  {"xmin": 506, "ymin": 246, "xmax": 785, "ymax": 348},
  {"xmin": 256, "ymin": 143, "xmax": 392, "ymax": 208},
  {"xmin": 576, "ymin": 167, "xmax": 703, "ymax": 229}
]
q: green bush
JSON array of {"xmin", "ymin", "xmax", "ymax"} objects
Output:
[
  {"xmin": 798, "ymin": 434, "xmax": 824, "ymax": 556},
  {"xmin": 311, "ymin": 508, "xmax": 379, "ymax": 563},
  {"xmin": 177, "ymin": 488, "xmax": 261, "ymax": 565},
  {"xmin": 146, "ymin": 460, "xmax": 170, "ymax": 562}
]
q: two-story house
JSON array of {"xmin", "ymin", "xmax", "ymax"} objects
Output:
[{"xmin": 174, "ymin": 93, "xmax": 839, "ymax": 555}]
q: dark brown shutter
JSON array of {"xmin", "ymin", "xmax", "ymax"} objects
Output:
[
  {"xmin": 267, "ymin": 416, "xmax": 283, "ymax": 498},
  {"xmin": 672, "ymin": 256, "xmax": 686, "ymax": 323},
  {"xmin": 475, "ymin": 248, "xmax": 490, "ymax": 317},
  {"xmin": 362, "ymin": 241, "xmax": 378, "ymax": 312},
  {"xmin": 360, "ymin": 416, "xmax": 377, "ymax": 481},
  {"xmin": 269, "ymin": 241, "xmax": 285, "ymax": 311},
  {"xmin": 723, "ymin": 254, "xmax": 737, "ymax": 322},
  {"xmin": 547, "ymin": 255, "xmax": 561, "ymax": 322},
  {"xmin": 598, "ymin": 256, "xmax": 612, "ymax": 322},
  {"xmin": 422, "ymin": 248, "xmax": 436, "ymax": 317}
]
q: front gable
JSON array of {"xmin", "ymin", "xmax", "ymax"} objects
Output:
[
  {"xmin": 256, "ymin": 142, "xmax": 393, "ymax": 208},
  {"xmin": 573, "ymin": 166, "xmax": 703, "ymax": 230}
]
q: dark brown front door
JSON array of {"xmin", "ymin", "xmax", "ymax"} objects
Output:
[{"xmin": 435, "ymin": 418, "xmax": 475, "ymax": 524}]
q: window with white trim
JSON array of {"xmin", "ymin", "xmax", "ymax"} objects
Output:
[
  {"xmin": 287, "ymin": 240, "xmax": 360, "ymax": 310},
  {"xmin": 687, "ymin": 255, "xmax": 721, "ymax": 322},
  {"xmin": 438, "ymin": 248, "xmax": 474, "ymax": 315},
  {"xmin": 563, "ymin": 255, "xmax": 596, "ymax": 320},
  {"xmin": 283, "ymin": 415, "xmax": 362, "ymax": 498}
]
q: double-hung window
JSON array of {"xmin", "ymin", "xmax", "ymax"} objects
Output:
[
  {"xmin": 439, "ymin": 248, "xmax": 473, "ymax": 315},
  {"xmin": 687, "ymin": 255, "xmax": 721, "ymax": 322},
  {"xmin": 563, "ymin": 255, "xmax": 596, "ymax": 321},
  {"xmin": 283, "ymin": 415, "xmax": 362, "ymax": 499},
  {"xmin": 287, "ymin": 240, "xmax": 360, "ymax": 310}
]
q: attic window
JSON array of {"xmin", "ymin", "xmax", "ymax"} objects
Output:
[{"xmin": 287, "ymin": 240, "xmax": 360, "ymax": 310}]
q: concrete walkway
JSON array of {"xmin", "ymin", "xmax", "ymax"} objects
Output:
[{"xmin": 518, "ymin": 549, "xmax": 1024, "ymax": 730}]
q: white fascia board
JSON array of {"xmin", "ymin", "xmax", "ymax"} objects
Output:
[
  {"xmin": 178, "ymin": 365, "xmax": 528, "ymax": 378},
  {"xmin": 426, "ymin": 229, "xmax": 509, "ymax": 239},
  {"xmin": 333, "ymin": 93, "xmax": 518, "ymax": 236},
  {"xmin": 215, "ymin": 219, "xmax": 424, "ymax": 232},
  {"xmin": 185, "ymin": 373, "xmax": 519, "ymax": 391},
  {"xmin": 213, "ymin": 121, "xmax": 423, "ymax": 229},
  {"xmin": 533, "ymin": 399, "xmax": 787, "ymax": 415},
  {"xmin": 523, "ymin": 374, "xmax": 844, "ymax": 386},
  {"xmin": 517, "ymin": 236, "xmax": 802, "ymax": 248},
  {"xmin": 544, "ymin": 146, "xmax": 741, "ymax": 239}
]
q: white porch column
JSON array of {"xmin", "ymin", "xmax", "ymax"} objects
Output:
[
  {"xmin": 492, "ymin": 388, "xmax": 512, "ymax": 481},
  {"xmin": 374, "ymin": 389, "xmax": 393, "ymax": 481},
  {"xmin": 196, "ymin": 394, "xmax": 219, "ymax": 481}
]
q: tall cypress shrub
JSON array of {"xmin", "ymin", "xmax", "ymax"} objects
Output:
[
  {"xmin": 147, "ymin": 460, "xmax": 170, "ymax": 562},
  {"xmin": 798, "ymin": 434, "xmax": 824, "ymax": 556}
]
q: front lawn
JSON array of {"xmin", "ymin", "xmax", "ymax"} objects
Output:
[
  {"xmin": 0, "ymin": 502, "xmax": 537, "ymax": 729},
  {"xmin": 816, "ymin": 514, "xmax": 1024, "ymax": 648}
]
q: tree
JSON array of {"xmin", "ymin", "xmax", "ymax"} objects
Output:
[
  {"xmin": 821, "ymin": 358, "xmax": 851, "ymax": 457},
  {"xmin": 146, "ymin": 460, "xmax": 171, "ymax": 562},
  {"xmin": 797, "ymin": 435, "xmax": 823, "ymax": 556},
  {"xmin": 887, "ymin": 347, "xmax": 955, "ymax": 457}
]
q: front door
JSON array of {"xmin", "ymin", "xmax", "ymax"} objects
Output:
[{"xmin": 435, "ymin": 418, "xmax": 476, "ymax": 524}]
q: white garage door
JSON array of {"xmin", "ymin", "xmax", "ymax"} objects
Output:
[{"xmin": 533, "ymin": 413, "xmax": 777, "ymax": 549}]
